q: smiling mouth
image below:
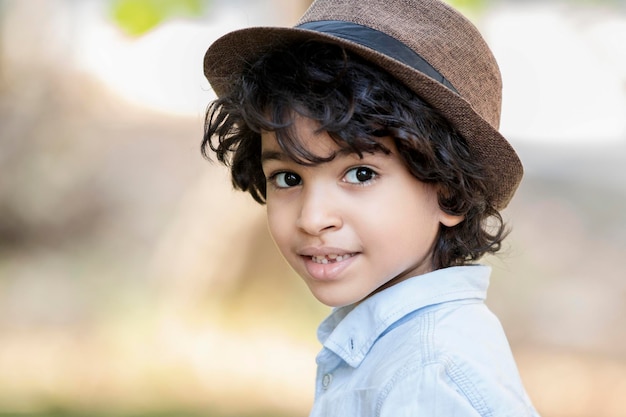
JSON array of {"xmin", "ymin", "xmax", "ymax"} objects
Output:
[{"xmin": 310, "ymin": 253, "xmax": 356, "ymax": 264}]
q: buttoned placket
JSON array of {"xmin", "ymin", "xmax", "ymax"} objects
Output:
[{"xmin": 315, "ymin": 347, "xmax": 344, "ymax": 397}]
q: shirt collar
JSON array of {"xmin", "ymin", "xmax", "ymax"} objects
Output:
[{"xmin": 316, "ymin": 265, "xmax": 491, "ymax": 368}]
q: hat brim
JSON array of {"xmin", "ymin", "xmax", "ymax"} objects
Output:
[{"xmin": 204, "ymin": 26, "xmax": 522, "ymax": 210}]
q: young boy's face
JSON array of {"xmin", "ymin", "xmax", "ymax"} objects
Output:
[{"xmin": 261, "ymin": 117, "xmax": 463, "ymax": 307}]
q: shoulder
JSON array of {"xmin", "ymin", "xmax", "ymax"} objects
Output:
[{"xmin": 375, "ymin": 301, "xmax": 538, "ymax": 417}]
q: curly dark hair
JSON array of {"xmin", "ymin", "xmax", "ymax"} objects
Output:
[{"xmin": 202, "ymin": 41, "xmax": 507, "ymax": 269}]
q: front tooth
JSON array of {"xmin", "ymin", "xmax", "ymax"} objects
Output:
[
  {"xmin": 313, "ymin": 255, "xmax": 328, "ymax": 264},
  {"xmin": 311, "ymin": 254, "xmax": 354, "ymax": 264}
]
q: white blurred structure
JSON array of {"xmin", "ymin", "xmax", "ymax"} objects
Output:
[
  {"xmin": 486, "ymin": 3, "xmax": 626, "ymax": 144},
  {"xmin": 2, "ymin": 0, "xmax": 624, "ymax": 141}
]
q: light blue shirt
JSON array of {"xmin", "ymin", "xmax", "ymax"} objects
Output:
[{"xmin": 310, "ymin": 265, "xmax": 540, "ymax": 417}]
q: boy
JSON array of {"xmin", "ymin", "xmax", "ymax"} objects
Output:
[{"xmin": 202, "ymin": 0, "xmax": 540, "ymax": 415}]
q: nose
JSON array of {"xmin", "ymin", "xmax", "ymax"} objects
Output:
[{"xmin": 296, "ymin": 184, "xmax": 343, "ymax": 236}]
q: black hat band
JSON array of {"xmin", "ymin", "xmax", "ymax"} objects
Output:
[{"xmin": 296, "ymin": 20, "xmax": 459, "ymax": 95}]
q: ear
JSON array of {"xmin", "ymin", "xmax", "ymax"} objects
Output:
[
  {"xmin": 439, "ymin": 212, "xmax": 464, "ymax": 228},
  {"xmin": 434, "ymin": 185, "xmax": 464, "ymax": 227}
]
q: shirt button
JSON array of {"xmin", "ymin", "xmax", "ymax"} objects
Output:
[{"xmin": 322, "ymin": 373, "xmax": 333, "ymax": 389}]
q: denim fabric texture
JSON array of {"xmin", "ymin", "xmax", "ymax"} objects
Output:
[{"xmin": 309, "ymin": 265, "xmax": 540, "ymax": 417}]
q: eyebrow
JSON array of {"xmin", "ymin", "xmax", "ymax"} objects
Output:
[{"xmin": 260, "ymin": 150, "xmax": 286, "ymax": 164}]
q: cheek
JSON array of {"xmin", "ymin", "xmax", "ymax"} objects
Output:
[
  {"xmin": 380, "ymin": 189, "xmax": 442, "ymax": 241},
  {"xmin": 266, "ymin": 202, "xmax": 291, "ymax": 249}
]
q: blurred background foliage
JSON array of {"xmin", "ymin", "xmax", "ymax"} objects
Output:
[
  {"xmin": 0, "ymin": 0, "xmax": 625, "ymax": 417},
  {"xmin": 109, "ymin": 0, "xmax": 208, "ymax": 36}
]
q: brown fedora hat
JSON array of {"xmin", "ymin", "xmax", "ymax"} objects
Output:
[{"xmin": 203, "ymin": 0, "xmax": 523, "ymax": 209}]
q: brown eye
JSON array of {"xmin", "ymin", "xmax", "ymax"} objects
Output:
[
  {"xmin": 274, "ymin": 172, "xmax": 302, "ymax": 188},
  {"xmin": 345, "ymin": 167, "xmax": 377, "ymax": 184}
]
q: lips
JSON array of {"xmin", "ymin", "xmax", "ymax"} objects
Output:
[{"xmin": 298, "ymin": 247, "xmax": 359, "ymax": 281}]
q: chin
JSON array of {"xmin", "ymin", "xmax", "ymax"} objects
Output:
[{"xmin": 312, "ymin": 292, "xmax": 362, "ymax": 308}]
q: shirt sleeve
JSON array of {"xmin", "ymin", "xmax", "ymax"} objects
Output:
[
  {"xmin": 377, "ymin": 359, "xmax": 538, "ymax": 417},
  {"xmin": 377, "ymin": 360, "xmax": 481, "ymax": 417}
]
